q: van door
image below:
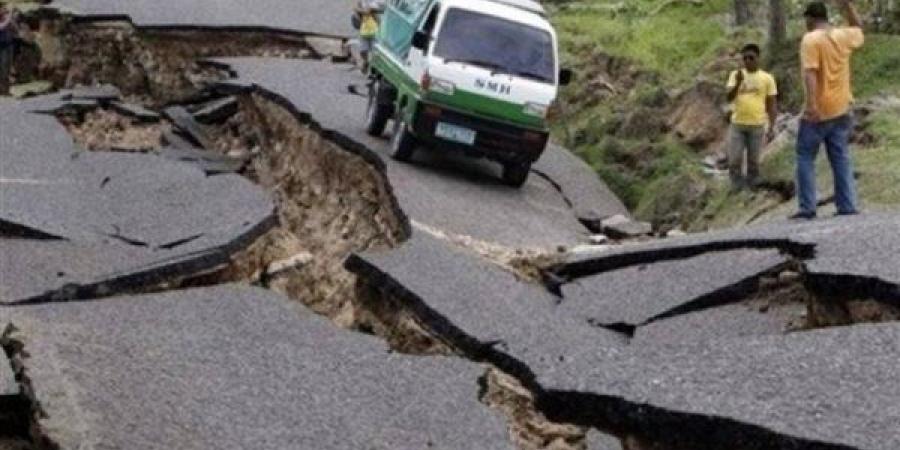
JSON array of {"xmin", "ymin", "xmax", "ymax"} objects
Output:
[{"xmin": 406, "ymin": 2, "xmax": 440, "ymax": 86}]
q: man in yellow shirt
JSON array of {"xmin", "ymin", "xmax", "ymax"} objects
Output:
[
  {"xmin": 792, "ymin": 0, "xmax": 864, "ymax": 219},
  {"xmin": 726, "ymin": 43, "xmax": 778, "ymax": 190}
]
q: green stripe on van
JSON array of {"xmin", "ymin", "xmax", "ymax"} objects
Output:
[{"xmin": 425, "ymin": 89, "xmax": 545, "ymax": 130}]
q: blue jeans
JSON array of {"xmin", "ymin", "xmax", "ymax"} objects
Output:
[{"xmin": 795, "ymin": 114, "xmax": 858, "ymax": 215}]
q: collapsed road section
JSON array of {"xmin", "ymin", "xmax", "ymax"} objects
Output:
[{"xmin": 346, "ymin": 215, "xmax": 900, "ymax": 450}]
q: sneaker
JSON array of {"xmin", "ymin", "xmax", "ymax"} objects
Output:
[
  {"xmin": 788, "ymin": 211, "xmax": 817, "ymax": 220},
  {"xmin": 834, "ymin": 210, "xmax": 860, "ymax": 217}
]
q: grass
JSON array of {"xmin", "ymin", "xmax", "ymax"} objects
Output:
[
  {"xmin": 853, "ymin": 33, "xmax": 900, "ymax": 97},
  {"xmin": 553, "ymin": 0, "xmax": 731, "ymax": 86},
  {"xmin": 550, "ymin": 0, "xmax": 900, "ymax": 230}
]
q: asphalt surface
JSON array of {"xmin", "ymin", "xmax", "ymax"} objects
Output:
[
  {"xmin": 557, "ymin": 213, "xmax": 900, "ymax": 298},
  {"xmin": 53, "ymin": 0, "xmax": 355, "ymax": 37},
  {"xmin": 4, "ymin": 285, "xmax": 513, "ymax": 449},
  {"xmin": 216, "ymin": 57, "xmax": 628, "ymax": 248},
  {"xmin": 559, "ymin": 249, "xmax": 788, "ymax": 327},
  {"xmin": 1, "ymin": 5, "xmax": 898, "ymax": 446},
  {"xmin": 541, "ymin": 322, "xmax": 900, "ymax": 450},
  {"xmin": 0, "ymin": 96, "xmax": 275, "ymax": 304},
  {"xmin": 346, "ymin": 232, "xmax": 629, "ymax": 382},
  {"xmin": 348, "ymin": 216, "xmax": 900, "ymax": 449}
]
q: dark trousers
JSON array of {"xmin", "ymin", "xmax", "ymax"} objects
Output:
[{"xmin": 795, "ymin": 114, "xmax": 858, "ymax": 215}]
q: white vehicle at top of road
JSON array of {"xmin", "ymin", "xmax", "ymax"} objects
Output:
[{"xmin": 364, "ymin": 0, "xmax": 572, "ymax": 187}]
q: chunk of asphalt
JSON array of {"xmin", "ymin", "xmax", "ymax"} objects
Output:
[
  {"xmin": 156, "ymin": 147, "xmax": 247, "ymax": 174},
  {"xmin": 110, "ymin": 101, "xmax": 160, "ymax": 123},
  {"xmin": 61, "ymin": 85, "xmax": 121, "ymax": 102},
  {"xmin": 346, "ymin": 232, "xmax": 628, "ymax": 385},
  {"xmin": 559, "ymin": 249, "xmax": 788, "ymax": 328},
  {"xmin": 0, "ymin": 214, "xmax": 271, "ymax": 304},
  {"xmin": 5, "ymin": 285, "xmax": 513, "ymax": 449},
  {"xmin": 586, "ymin": 430, "xmax": 623, "ymax": 450},
  {"xmin": 0, "ymin": 151, "xmax": 273, "ymax": 249},
  {"xmin": 163, "ymin": 106, "xmax": 214, "ymax": 149},
  {"xmin": 538, "ymin": 322, "xmax": 900, "ymax": 450},
  {"xmin": 191, "ymin": 96, "xmax": 238, "ymax": 124},
  {"xmin": 599, "ymin": 214, "xmax": 652, "ymax": 239}
]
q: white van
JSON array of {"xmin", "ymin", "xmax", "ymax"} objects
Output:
[{"xmin": 365, "ymin": 0, "xmax": 571, "ymax": 187}]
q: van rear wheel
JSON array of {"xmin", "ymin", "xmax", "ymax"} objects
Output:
[
  {"xmin": 390, "ymin": 116, "xmax": 417, "ymax": 161},
  {"xmin": 365, "ymin": 81, "xmax": 392, "ymax": 137},
  {"xmin": 501, "ymin": 163, "xmax": 530, "ymax": 188}
]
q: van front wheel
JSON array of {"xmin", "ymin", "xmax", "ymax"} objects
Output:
[
  {"xmin": 390, "ymin": 116, "xmax": 417, "ymax": 161},
  {"xmin": 501, "ymin": 163, "xmax": 530, "ymax": 188},
  {"xmin": 365, "ymin": 82, "xmax": 392, "ymax": 137}
]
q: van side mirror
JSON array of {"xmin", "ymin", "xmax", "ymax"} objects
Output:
[
  {"xmin": 559, "ymin": 69, "xmax": 574, "ymax": 86},
  {"xmin": 411, "ymin": 31, "xmax": 429, "ymax": 50}
]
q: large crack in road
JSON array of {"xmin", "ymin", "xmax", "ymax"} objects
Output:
[{"xmin": 2, "ymin": 6, "xmax": 900, "ymax": 450}]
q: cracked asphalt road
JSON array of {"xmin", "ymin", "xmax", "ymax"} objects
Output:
[
  {"xmin": 217, "ymin": 57, "xmax": 627, "ymax": 248},
  {"xmin": 1, "ymin": 3, "xmax": 899, "ymax": 449}
]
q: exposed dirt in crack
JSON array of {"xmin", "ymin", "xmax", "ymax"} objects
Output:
[
  {"xmin": 0, "ymin": 326, "xmax": 49, "ymax": 450},
  {"xmin": 481, "ymin": 369, "xmax": 590, "ymax": 450},
  {"xmin": 58, "ymin": 107, "xmax": 166, "ymax": 151},
  {"xmin": 23, "ymin": 17, "xmax": 328, "ymax": 106},
  {"xmin": 194, "ymin": 92, "xmax": 408, "ymax": 327},
  {"xmin": 351, "ymin": 278, "xmax": 595, "ymax": 450}
]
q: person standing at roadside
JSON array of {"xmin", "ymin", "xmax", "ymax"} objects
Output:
[
  {"xmin": 792, "ymin": 0, "xmax": 865, "ymax": 219},
  {"xmin": 0, "ymin": 3, "xmax": 19, "ymax": 95},
  {"xmin": 354, "ymin": 0, "xmax": 384, "ymax": 73},
  {"xmin": 726, "ymin": 43, "xmax": 778, "ymax": 190}
]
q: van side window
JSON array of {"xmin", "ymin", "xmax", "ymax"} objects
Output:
[{"xmin": 421, "ymin": 4, "xmax": 440, "ymax": 35}]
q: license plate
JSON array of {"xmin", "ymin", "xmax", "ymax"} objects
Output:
[{"xmin": 435, "ymin": 122, "xmax": 476, "ymax": 146}]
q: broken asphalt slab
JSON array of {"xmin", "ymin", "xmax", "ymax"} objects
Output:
[
  {"xmin": 559, "ymin": 249, "xmax": 789, "ymax": 329},
  {"xmin": 1, "ymin": 98, "xmax": 275, "ymax": 304},
  {"xmin": 348, "ymin": 226, "xmax": 900, "ymax": 448},
  {"xmin": 0, "ymin": 151, "xmax": 272, "ymax": 249},
  {"xmin": 554, "ymin": 214, "xmax": 900, "ymax": 298},
  {"xmin": 539, "ymin": 322, "xmax": 900, "ymax": 450},
  {"xmin": 3, "ymin": 285, "xmax": 513, "ymax": 450},
  {"xmin": 345, "ymin": 232, "xmax": 629, "ymax": 388},
  {"xmin": 53, "ymin": 0, "xmax": 356, "ymax": 37},
  {"xmin": 213, "ymin": 57, "xmax": 628, "ymax": 248}
]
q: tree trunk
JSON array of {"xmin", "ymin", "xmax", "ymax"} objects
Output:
[
  {"xmin": 735, "ymin": 0, "xmax": 752, "ymax": 26},
  {"xmin": 769, "ymin": 0, "xmax": 787, "ymax": 47}
]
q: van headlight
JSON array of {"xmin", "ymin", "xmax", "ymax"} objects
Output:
[
  {"xmin": 523, "ymin": 102, "xmax": 549, "ymax": 118},
  {"xmin": 428, "ymin": 77, "xmax": 456, "ymax": 95}
]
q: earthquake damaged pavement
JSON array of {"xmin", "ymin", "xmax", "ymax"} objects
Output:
[
  {"xmin": 347, "ymin": 215, "xmax": 900, "ymax": 449},
  {"xmin": 213, "ymin": 57, "xmax": 629, "ymax": 248},
  {"xmin": 0, "ymin": 97, "xmax": 275, "ymax": 303},
  {"xmin": 2, "ymin": 285, "xmax": 513, "ymax": 449}
]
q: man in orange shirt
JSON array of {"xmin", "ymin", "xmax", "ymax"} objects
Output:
[{"xmin": 792, "ymin": 0, "xmax": 864, "ymax": 220}]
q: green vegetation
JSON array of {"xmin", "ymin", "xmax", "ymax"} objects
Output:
[{"xmin": 549, "ymin": 0, "xmax": 900, "ymax": 231}]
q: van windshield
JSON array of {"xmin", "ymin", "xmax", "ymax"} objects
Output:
[{"xmin": 432, "ymin": 8, "xmax": 555, "ymax": 84}]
